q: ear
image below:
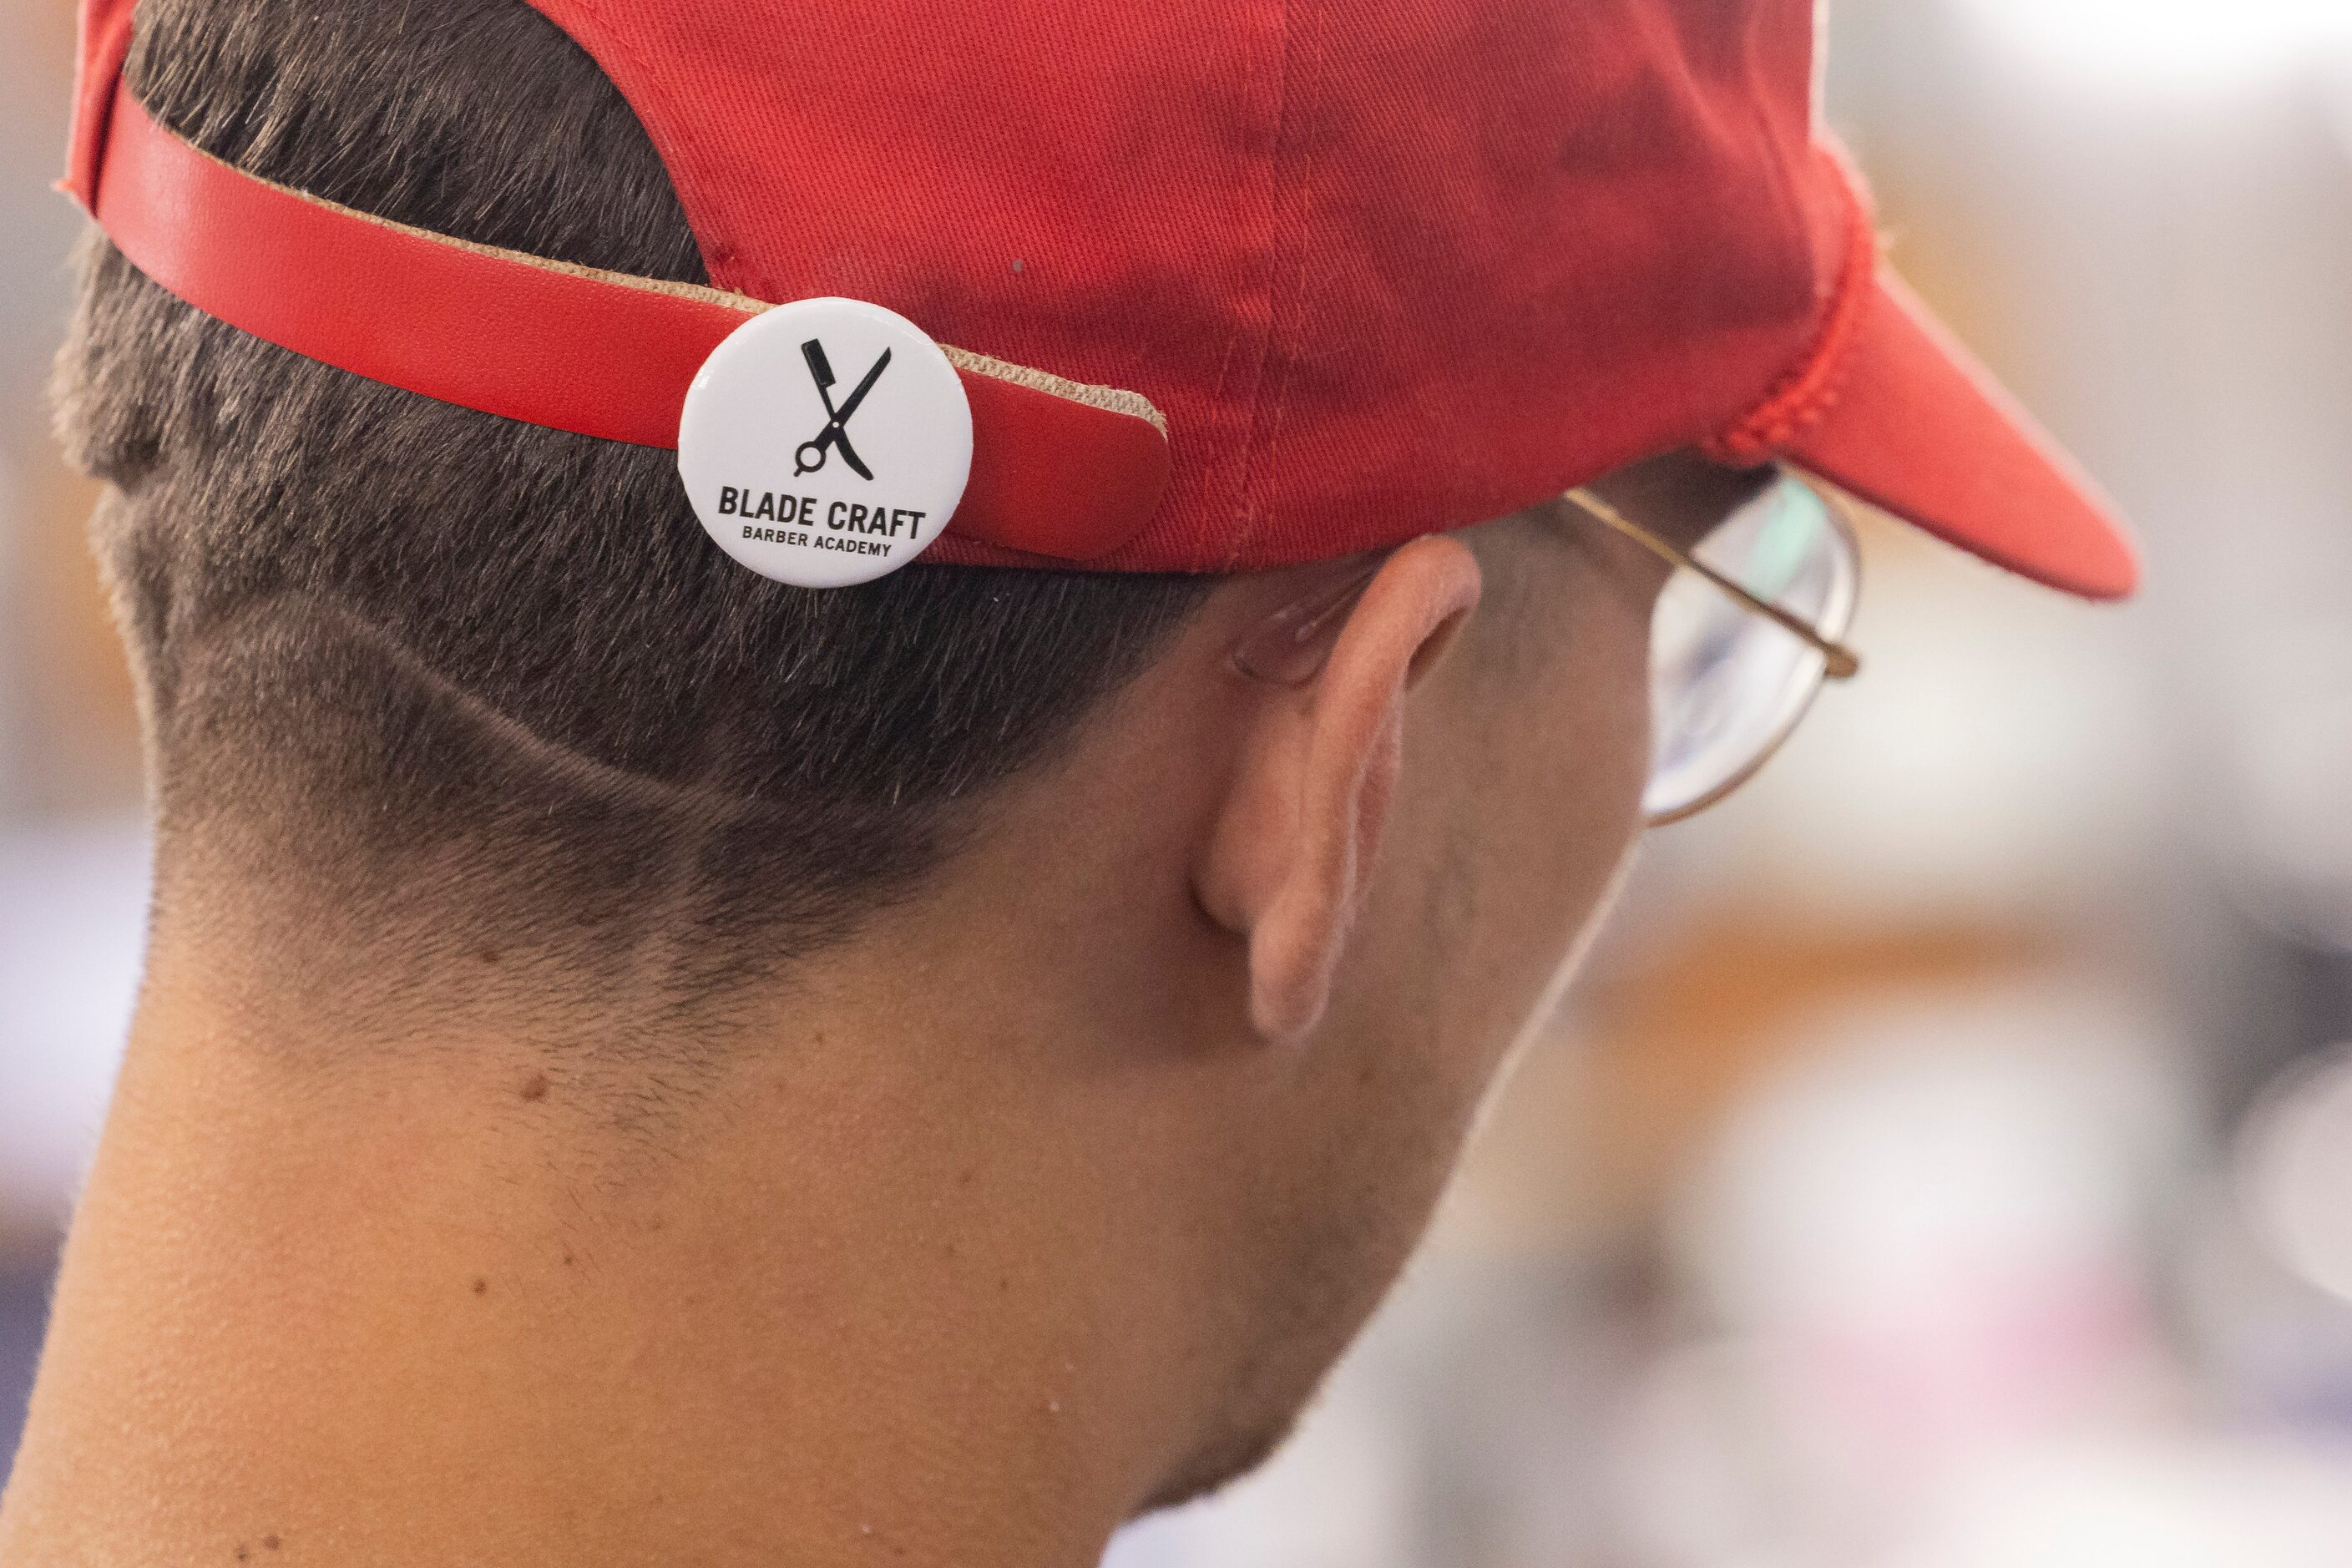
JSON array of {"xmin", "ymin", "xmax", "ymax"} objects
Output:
[{"xmin": 1196, "ymin": 536, "xmax": 1484, "ymax": 1043}]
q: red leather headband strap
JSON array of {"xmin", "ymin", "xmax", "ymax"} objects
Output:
[{"xmin": 83, "ymin": 86, "xmax": 1173, "ymax": 564}]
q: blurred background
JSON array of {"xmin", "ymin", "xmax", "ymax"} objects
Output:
[{"xmin": 8, "ymin": 1, "xmax": 2352, "ymax": 1562}]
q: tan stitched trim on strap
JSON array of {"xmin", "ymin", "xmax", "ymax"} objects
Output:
[
  {"xmin": 168, "ymin": 124, "xmax": 772, "ymax": 313},
  {"xmin": 941, "ymin": 344, "xmax": 1170, "ymax": 437},
  {"xmin": 169, "ymin": 122, "xmax": 1169, "ymax": 431},
  {"xmin": 352, "ymin": 208, "xmax": 769, "ymax": 313}
]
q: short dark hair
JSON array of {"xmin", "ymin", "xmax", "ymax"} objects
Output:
[{"xmin": 57, "ymin": 0, "xmax": 1207, "ymax": 1003}]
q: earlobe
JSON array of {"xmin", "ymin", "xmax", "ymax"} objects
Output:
[{"xmin": 1196, "ymin": 536, "xmax": 1483, "ymax": 1044}]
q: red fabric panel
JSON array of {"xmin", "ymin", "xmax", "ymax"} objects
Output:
[
  {"xmin": 64, "ymin": 0, "xmax": 2134, "ymax": 591},
  {"xmin": 530, "ymin": 0, "xmax": 1839, "ymax": 572},
  {"xmin": 62, "ymin": 0, "xmax": 134, "ymax": 208}
]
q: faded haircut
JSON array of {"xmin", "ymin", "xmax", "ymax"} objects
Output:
[{"xmin": 55, "ymin": 0, "xmax": 1207, "ymax": 1003}]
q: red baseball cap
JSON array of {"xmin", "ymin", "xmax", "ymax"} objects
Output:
[{"xmin": 62, "ymin": 0, "xmax": 2137, "ymax": 598}]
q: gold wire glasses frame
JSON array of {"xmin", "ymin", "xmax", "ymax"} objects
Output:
[
  {"xmin": 1233, "ymin": 470, "xmax": 1869, "ymax": 825},
  {"xmin": 1563, "ymin": 487, "xmax": 1863, "ymax": 682},
  {"xmin": 1569, "ymin": 476, "xmax": 1864, "ymax": 824}
]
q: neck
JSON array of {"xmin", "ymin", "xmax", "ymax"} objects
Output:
[{"xmin": 0, "ymin": 911, "xmax": 1210, "ymax": 1568}]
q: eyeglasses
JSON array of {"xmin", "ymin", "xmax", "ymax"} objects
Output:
[
  {"xmin": 1233, "ymin": 467, "xmax": 1864, "ymax": 826},
  {"xmin": 1569, "ymin": 473, "xmax": 1862, "ymax": 823}
]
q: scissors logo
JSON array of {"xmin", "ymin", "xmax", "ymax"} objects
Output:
[{"xmin": 794, "ymin": 339, "xmax": 893, "ymax": 479}]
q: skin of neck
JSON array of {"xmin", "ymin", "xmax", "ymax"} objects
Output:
[
  {"xmin": 5, "ymin": 885, "xmax": 1255, "ymax": 1565},
  {"xmin": 1, "ymin": 695, "xmax": 1287, "ymax": 1568},
  {"xmin": 3, "ymin": 471, "xmax": 1711, "ymax": 1564}
]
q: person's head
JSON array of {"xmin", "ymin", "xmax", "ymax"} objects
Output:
[{"xmin": 46, "ymin": 0, "xmax": 2135, "ymax": 1527}]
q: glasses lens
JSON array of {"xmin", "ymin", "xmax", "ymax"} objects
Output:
[{"xmin": 1644, "ymin": 473, "xmax": 1860, "ymax": 824}]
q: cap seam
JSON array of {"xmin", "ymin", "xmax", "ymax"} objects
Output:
[
  {"xmin": 1220, "ymin": 0, "xmax": 1302, "ymax": 572},
  {"xmin": 1199, "ymin": 2, "xmax": 1287, "ymax": 522},
  {"xmin": 545, "ymin": 0, "xmax": 742, "ymax": 285},
  {"xmin": 1703, "ymin": 149, "xmax": 1879, "ymax": 467}
]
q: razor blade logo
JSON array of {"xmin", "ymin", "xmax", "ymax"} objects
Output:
[{"xmin": 794, "ymin": 339, "xmax": 893, "ymax": 480}]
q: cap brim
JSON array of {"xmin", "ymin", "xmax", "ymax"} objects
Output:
[{"xmin": 1784, "ymin": 270, "xmax": 2139, "ymax": 601}]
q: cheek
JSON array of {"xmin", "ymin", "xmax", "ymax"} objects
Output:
[
  {"xmin": 1310, "ymin": 571, "xmax": 1654, "ymax": 1218},
  {"xmin": 1411, "ymin": 580, "xmax": 1655, "ymax": 1056},
  {"xmin": 1271, "ymin": 592, "xmax": 1652, "ymax": 1338}
]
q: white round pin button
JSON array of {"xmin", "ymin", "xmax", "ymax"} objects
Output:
[{"xmin": 679, "ymin": 297, "xmax": 974, "ymax": 589}]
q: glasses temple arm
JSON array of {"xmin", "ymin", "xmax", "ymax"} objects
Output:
[{"xmin": 1565, "ymin": 488, "xmax": 1861, "ymax": 680}]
